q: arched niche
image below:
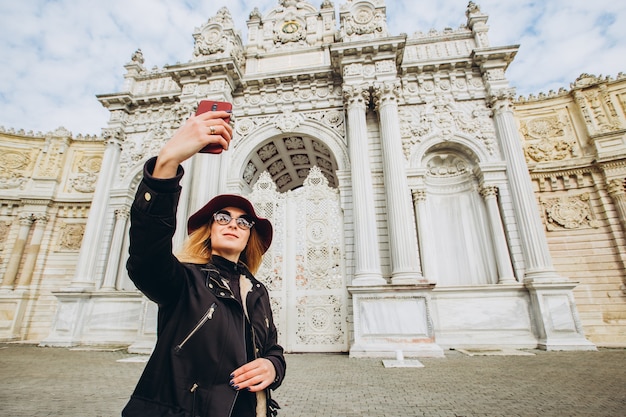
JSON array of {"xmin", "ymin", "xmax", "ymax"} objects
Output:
[{"xmin": 418, "ymin": 141, "xmax": 499, "ymax": 286}]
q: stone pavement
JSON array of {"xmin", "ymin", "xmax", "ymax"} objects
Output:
[{"xmin": 0, "ymin": 343, "xmax": 625, "ymax": 417}]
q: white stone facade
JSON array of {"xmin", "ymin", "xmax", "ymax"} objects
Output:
[{"xmin": 1, "ymin": 1, "xmax": 624, "ymax": 355}]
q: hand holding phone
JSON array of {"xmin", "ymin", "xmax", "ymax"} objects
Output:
[{"xmin": 195, "ymin": 100, "xmax": 233, "ymax": 154}]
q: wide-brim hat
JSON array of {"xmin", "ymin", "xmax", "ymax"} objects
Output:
[{"xmin": 187, "ymin": 194, "xmax": 273, "ymax": 253}]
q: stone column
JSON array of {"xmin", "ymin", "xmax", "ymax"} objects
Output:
[
  {"xmin": 1, "ymin": 214, "xmax": 33, "ymax": 289},
  {"xmin": 101, "ymin": 208, "xmax": 129, "ymax": 290},
  {"xmin": 606, "ymin": 178, "xmax": 626, "ymax": 293},
  {"xmin": 607, "ymin": 179, "xmax": 626, "ymax": 233},
  {"xmin": 16, "ymin": 214, "xmax": 48, "ymax": 288},
  {"xmin": 412, "ymin": 190, "xmax": 437, "ymax": 284},
  {"xmin": 479, "ymin": 186, "xmax": 516, "ymax": 283},
  {"xmin": 70, "ymin": 130, "xmax": 123, "ymax": 289},
  {"xmin": 373, "ymin": 81, "xmax": 423, "ymax": 284},
  {"xmin": 343, "ymin": 84, "xmax": 384, "ymax": 285},
  {"xmin": 490, "ymin": 91, "xmax": 595, "ymax": 350},
  {"xmin": 490, "ymin": 92, "xmax": 560, "ymax": 282}
]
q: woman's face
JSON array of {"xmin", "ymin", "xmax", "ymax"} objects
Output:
[{"xmin": 210, "ymin": 206, "xmax": 251, "ymax": 262}]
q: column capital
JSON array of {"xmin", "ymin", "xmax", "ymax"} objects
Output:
[
  {"xmin": 412, "ymin": 189, "xmax": 427, "ymax": 203},
  {"xmin": 342, "ymin": 84, "xmax": 370, "ymax": 109},
  {"xmin": 479, "ymin": 185, "xmax": 499, "ymax": 199},
  {"xmin": 372, "ymin": 80, "xmax": 401, "ymax": 109},
  {"xmin": 487, "ymin": 88, "xmax": 516, "ymax": 113},
  {"xmin": 32, "ymin": 214, "xmax": 49, "ymax": 225},
  {"xmin": 114, "ymin": 207, "xmax": 130, "ymax": 220},
  {"xmin": 18, "ymin": 213, "xmax": 35, "ymax": 226},
  {"xmin": 102, "ymin": 128, "xmax": 125, "ymax": 147},
  {"xmin": 607, "ymin": 178, "xmax": 625, "ymax": 197}
]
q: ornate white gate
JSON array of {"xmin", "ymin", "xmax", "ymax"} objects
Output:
[{"xmin": 249, "ymin": 167, "xmax": 348, "ymax": 352}]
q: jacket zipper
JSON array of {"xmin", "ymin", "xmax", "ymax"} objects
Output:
[
  {"xmin": 190, "ymin": 383, "xmax": 198, "ymax": 417},
  {"xmin": 173, "ymin": 302, "xmax": 217, "ymax": 353}
]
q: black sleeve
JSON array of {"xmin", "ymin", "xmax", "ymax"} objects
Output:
[{"xmin": 126, "ymin": 157, "xmax": 187, "ymax": 306}]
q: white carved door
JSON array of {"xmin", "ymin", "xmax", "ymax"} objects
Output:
[{"xmin": 249, "ymin": 167, "xmax": 348, "ymax": 352}]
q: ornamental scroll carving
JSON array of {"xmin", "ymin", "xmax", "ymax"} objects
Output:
[
  {"xmin": 399, "ymin": 96, "xmax": 497, "ymax": 158},
  {"xmin": 191, "ymin": 7, "xmax": 244, "ymax": 67},
  {"xmin": 520, "ymin": 116, "xmax": 578, "ymax": 163},
  {"xmin": 68, "ymin": 153, "xmax": 102, "ymax": 193},
  {"xmin": 572, "ymin": 74, "xmax": 623, "ymax": 134},
  {"xmin": 57, "ymin": 222, "xmax": 85, "ymax": 251},
  {"xmin": 273, "ymin": 2, "xmax": 306, "ymax": 47},
  {"xmin": 0, "ymin": 149, "xmax": 35, "ymax": 189},
  {"xmin": 234, "ymin": 110, "xmax": 345, "ymax": 141},
  {"xmin": 425, "ymin": 154, "xmax": 470, "ymax": 177},
  {"xmin": 36, "ymin": 137, "xmax": 69, "ymax": 178},
  {"xmin": 340, "ymin": 0, "xmax": 388, "ymax": 41},
  {"xmin": 540, "ymin": 193, "xmax": 601, "ymax": 231},
  {"xmin": 0, "ymin": 221, "xmax": 10, "ymax": 247},
  {"xmin": 250, "ymin": 171, "xmax": 284, "ymax": 295},
  {"xmin": 119, "ymin": 124, "xmax": 172, "ymax": 178}
]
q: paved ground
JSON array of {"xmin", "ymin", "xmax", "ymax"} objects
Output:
[{"xmin": 0, "ymin": 343, "xmax": 624, "ymax": 417}]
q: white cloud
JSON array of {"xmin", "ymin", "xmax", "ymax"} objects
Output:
[{"xmin": 0, "ymin": 0, "xmax": 624, "ymax": 135}]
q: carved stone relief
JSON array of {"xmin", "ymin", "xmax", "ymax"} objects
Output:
[
  {"xmin": 340, "ymin": 0, "xmax": 388, "ymax": 41},
  {"xmin": 584, "ymin": 89, "xmax": 621, "ymax": 133},
  {"xmin": 119, "ymin": 122, "xmax": 175, "ymax": 179},
  {"xmin": 234, "ymin": 110, "xmax": 345, "ymax": 142},
  {"xmin": 57, "ymin": 221, "xmax": 85, "ymax": 251},
  {"xmin": 399, "ymin": 95, "xmax": 497, "ymax": 158},
  {"xmin": 572, "ymin": 74, "xmax": 623, "ymax": 135},
  {"xmin": 540, "ymin": 193, "xmax": 602, "ymax": 231},
  {"xmin": 191, "ymin": 7, "xmax": 244, "ymax": 67},
  {"xmin": 404, "ymin": 38, "xmax": 475, "ymax": 63},
  {"xmin": 343, "ymin": 59, "xmax": 395, "ymax": 80},
  {"xmin": 0, "ymin": 220, "xmax": 10, "ymax": 248},
  {"xmin": 402, "ymin": 72, "xmax": 486, "ymax": 104},
  {"xmin": 247, "ymin": 0, "xmax": 336, "ymax": 52},
  {"xmin": 425, "ymin": 153, "xmax": 471, "ymax": 177},
  {"xmin": 0, "ymin": 148, "xmax": 36, "ymax": 189},
  {"xmin": 520, "ymin": 115, "xmax": 578, "ymax": 163},
  {"xmin": 233, "ymin": 83, "xmax": 343, "ymax": 112},
  {"xmin": 35, "ymin": 137, "xmax": 69, "ymax": 178},
  {"xmin": 68, "ymin": 153, "xmax": 102, "ymax": 193}
]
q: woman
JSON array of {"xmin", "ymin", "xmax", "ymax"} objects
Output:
[{"xmin": 122, "ymin": 109, "xmax": 285, "ymax": 416}]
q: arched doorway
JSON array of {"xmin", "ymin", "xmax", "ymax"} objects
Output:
[{"xmin": 243, "ymin": 135, "xmax": 348, "ymax": 353}]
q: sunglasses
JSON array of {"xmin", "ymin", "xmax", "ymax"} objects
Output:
[{"xmin": 212, "ymin": 210, "xmax": 255, "ymax": 230}]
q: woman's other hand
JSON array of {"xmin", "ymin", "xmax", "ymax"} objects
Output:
[{"xmin": 230, "ymin": 358, "xmax": 277, "ymax": 393}]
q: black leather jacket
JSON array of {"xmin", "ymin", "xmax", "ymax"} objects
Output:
[{"xmin": 122, "ymin": 158, "xmax": 285, "ymax": 417}]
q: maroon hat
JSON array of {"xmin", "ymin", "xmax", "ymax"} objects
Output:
[{"xmin": 187, "ymin": 194, "xmax": 273, "ymax": 253}]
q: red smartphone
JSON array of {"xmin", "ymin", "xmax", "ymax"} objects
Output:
[{"xmin": 195, "ymin": 100, "xmax": 233, "ymax": 154}]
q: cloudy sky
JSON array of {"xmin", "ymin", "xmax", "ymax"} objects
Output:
[{"xmin": 1, "ymin": 0, "xmax": 624, "ymax": 135}]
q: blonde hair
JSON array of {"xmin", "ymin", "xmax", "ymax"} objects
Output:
[{"xmin": 176, "ymin": 221, "xmax": 265, "ymax": 274}]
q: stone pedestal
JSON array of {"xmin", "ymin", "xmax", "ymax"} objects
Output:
[
  {"xmin": 127, "ymin": 298, "xmax": 157, "ymax": 354},
  {"xmin": 40, "ymin": 290, "xmax": 144, "ymax": 348},
  {"xmin": 348, "ymin": 284, "xmax": 444, "ymax": 358},
  {"xmin": 525, "ymin": 281, "xmax": 597, "ymax": 351},
  {"xmin": 0, "ymin": 290, "xmax": 31, "ymax": 341}
]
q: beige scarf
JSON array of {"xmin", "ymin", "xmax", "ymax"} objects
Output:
[{"xmin": 239, "ymin": 275, "xmax": 268, "ymax": 417}]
